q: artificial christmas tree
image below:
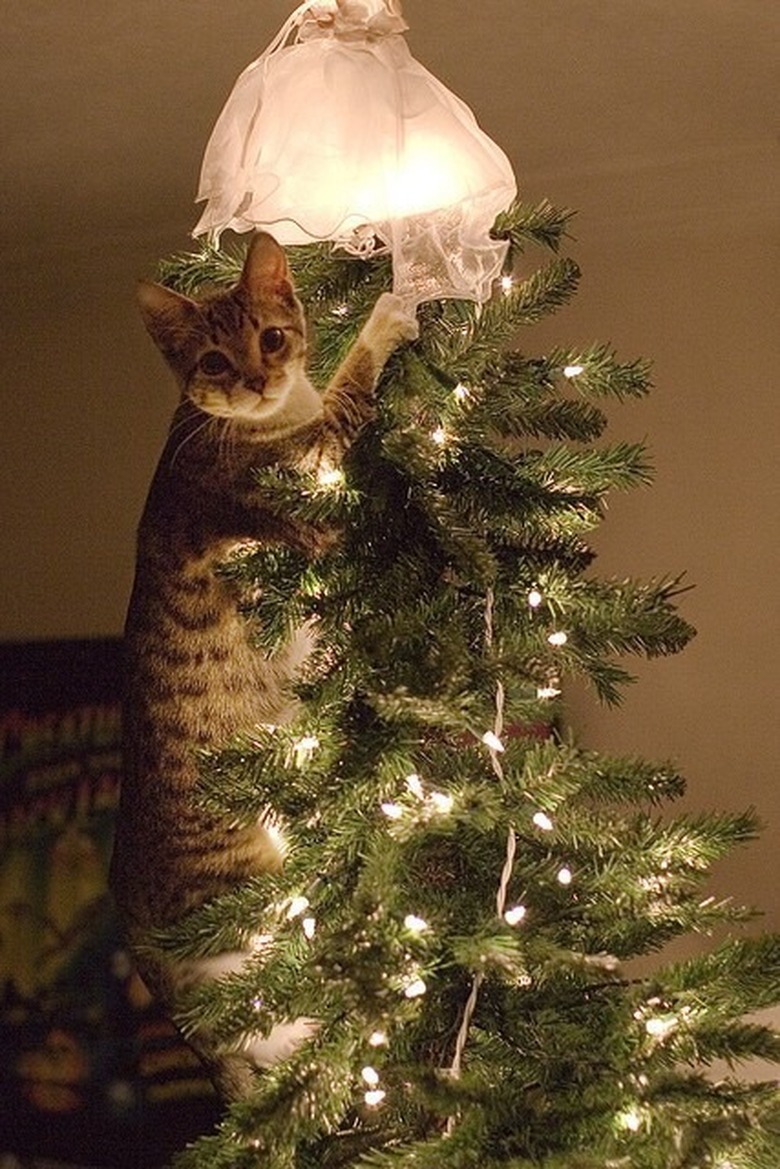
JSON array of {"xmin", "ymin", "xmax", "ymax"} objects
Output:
[{"xmin": 146, "ymin": 199, "xmax": 780, "ymax": 1168}]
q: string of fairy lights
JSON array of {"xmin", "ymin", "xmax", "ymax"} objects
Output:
[
  {"xmin": 236, "ymin": 353, "xmax": 700, "ymax": 1144},
  {"xmin": 296, "ymin": 359, "xmax": 572, "ymax": 1120},
  {"xmin": 267, "ymin": 570, "xmax": 581, "ymax": 1121}
]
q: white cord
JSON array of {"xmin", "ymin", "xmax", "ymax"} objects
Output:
[{"xmin": 445, "ymin": 589, "xmax": 518, "ymax": 1133}]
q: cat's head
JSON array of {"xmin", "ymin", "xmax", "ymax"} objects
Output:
[{"xmin": 137, "ymin": 233, "xmax": 311, "ymax": 424}]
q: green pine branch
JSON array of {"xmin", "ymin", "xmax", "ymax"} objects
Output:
[
  {"xmin": 492, "ymin": 197, "xmax": 577, "ymax": 255},
  {"xmin": 158, "ymin": 240, "xmax": 244, "ymax": 294}
]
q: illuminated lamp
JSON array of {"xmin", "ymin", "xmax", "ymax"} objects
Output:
[{"xmin": 194, "ymin": 0, "xmax": 517, "ymax": 305}]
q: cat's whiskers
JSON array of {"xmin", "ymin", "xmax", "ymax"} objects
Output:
[
  {"xmin": 218, "ymin": 416, "xmax": 243, "ymax": 474},
  {"xmin": 165, "ymin": 411, "xmax": 200, "ymax": 443},
  {"xmin": 168, "ymin": 412, "xmax": 217, "ymax": 469},
  {"xmin": 166, "ymin": 404, "xmax": 214, "ymax": 441}
]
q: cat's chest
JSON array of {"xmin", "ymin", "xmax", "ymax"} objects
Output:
[{"xmin": 155, "ymin": 420, "xmax": 309, "ymax": 513}]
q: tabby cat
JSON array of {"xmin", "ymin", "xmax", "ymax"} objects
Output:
[{"xmin": 110, "ymin": 232, "xmax": 417, "ymax": 1100}]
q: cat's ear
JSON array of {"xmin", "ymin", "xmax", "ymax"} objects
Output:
[
  {"xmin": 240, "ymin": 232, "xmax": 294, "ymax": 304},
  {"xmin": 137, "ymin": 282, "xmax": 199, "ymax": 350}
]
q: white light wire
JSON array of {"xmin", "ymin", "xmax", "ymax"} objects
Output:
[{"xmin": 445, "ymin": 588, "xmax": 518, "ymax": 1133}]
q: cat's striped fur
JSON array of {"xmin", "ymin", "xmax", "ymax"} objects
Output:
[{"xmin": 110, "ymin": 232, "xmax": 417, "ymax": 1100}]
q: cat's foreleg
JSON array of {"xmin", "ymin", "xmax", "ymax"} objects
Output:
[
  {"xmin": 317, "ymin": 294, "xmax": 418, "ymax": 453},
  {"xmin": 332, "ymin": 293, "xmax": 419, "ymax": 393},
  {"xmin": 355, "ymin": 292, "xmax": 420, "ymax": 372}
]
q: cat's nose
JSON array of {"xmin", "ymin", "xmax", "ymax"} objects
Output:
[{"xmin": 245, "ymin": 371, "xmax": 267, "ymax": 394}]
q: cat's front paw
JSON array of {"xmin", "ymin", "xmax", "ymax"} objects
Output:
[
  {"xmin": 244, "ymin": 1018, "xmax": 320, "ymax": 1068},
  {"xmin": 369, "ymin": 293, "xmax": 419, "ymax": 347}
]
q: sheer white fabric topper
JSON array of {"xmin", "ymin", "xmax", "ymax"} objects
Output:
[{"xmin": 194, "ymin": 0, "xmax": 517, "ymax": 306}]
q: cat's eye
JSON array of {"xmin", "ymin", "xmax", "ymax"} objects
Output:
[
  {"xmin": 260, "ymin": 327, "xmax": 286, "ymax": 355},
  {"xmin": 198, "ymin": 350, "xmax": 234, "ymax": 377}
]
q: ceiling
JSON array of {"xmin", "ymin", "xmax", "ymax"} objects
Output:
[{"xmin": 3, "ymin": 0, "xmax": 778, "ymax": 264}]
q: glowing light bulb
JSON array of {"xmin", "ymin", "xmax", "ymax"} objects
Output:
[
  {"xmin": 619, "ymin": 1108, "xmax": 642, "ymax": 1132},
  {"xmin": 317, "ymin": 465, "xmax": 344, "ymax": 488},
  {"xmin": 430, "ymin": 791, "xmax": 454, "ymax": 813},
  {"xmin": 563, "ymin": 364, "xmax": 585, "ymax": 379},
  {"xmin": 369, "ymin": 1030, "xmax": 388, "ymax": 1047},
  {"xmin": 293, "ymin": 735, "xmax": 319, "ymax": 765},
  {"xmin": 454, "ymin": 383, "xmax": 470, "ymax": 402},
  {"xmin": 381, "ymin": 802, "xmax": 404, "ymax": 820},
  {"xmin": 645, "ymin": 1015, "xmax": 677, "ymax": 1038},
  {"xmin": 528, "ymin": 588, "xmax": 544, "ymax": 608},
  {"xmin": 533, "ymin": 811, "xmax": 554, "ymax": 832},
  {"xmin": 404, "ymin": 977, "xmax": 427, "ymax": 999},
  {"xmin": 482, "ymin": 730, "xmax": 505, "ymax": 753},
  {"xmin": 537, "ymin": 685, "xmax": 562, "ymax": 699},
  {"xmin": 500, "ymin": 274, "xmax": 513, "ymax": 294},
  {"xmin": 286, "ymin": 895, "xmax": 310, "ymax": 920},
  {"xmin": 504, "ymin": 904, "xmax": 527, "ymax": 926},
  {"xmin": 361, "ymin": 1066, "xmax": 380, "ymax": 1086},
  {"xmin": 302, "ymin": 917, "xmax": 316, "ymax": 940},
  {"xmin": 431, "ymin": 426, "xmax": 448, "ymax": 445},
  {"xmin": 406, "ymin": 773, "xmax": 425, "ymax": 799},
  {"xmin": 364, "ymin": 1089, "xmax": 386, "ymax": 1107},
  {"xmin": 404, "ymin": 914, "xmax": 428, "ymax": 934},
  {"xmin": 557, "ymin": 867, "xmax": 573, "ymax": 886},
  {"xmin": 547, "ymin": 631, "xmax": 568, "ymax": 647}
]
